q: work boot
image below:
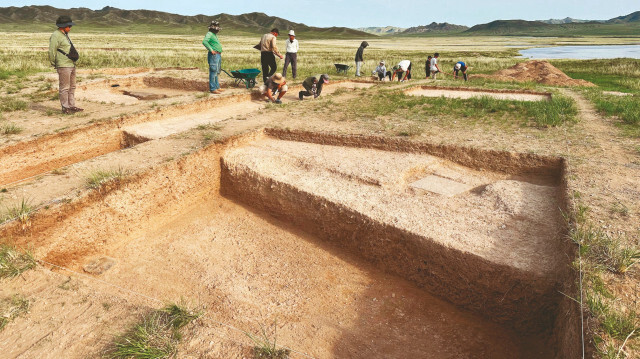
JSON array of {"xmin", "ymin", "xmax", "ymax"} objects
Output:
[
  {"xmin": 274, "ymin": 99, "xmax": 282, "ymax": 104},
  {"xmin": 70, "ymin": 107, "xmax": 84, "ymax": 112},
  {"xmin": 62, "ymin": 107, "xmax": 72, "ymax": 114},
  {"xmin": 298, "ymin": 91, "xmax": 303, "ymax": 100}
]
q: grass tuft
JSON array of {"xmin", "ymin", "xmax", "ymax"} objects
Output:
[
  {"xmin": 0, "ymin": 294, "xmax": 30, "ymax": 331},
  {"xmin": 0, "ymin": 244, "xmax": 36, "ymax": 279},
  {"xmin": 85, "ymin": 167, "xmax": 128, "ymax": 190},
  {"xmin": 0, "ymin": 97, "xmax": 27, "ymax": 112},
  {"xmin": 0, "ymin": 122, "xmax": 23, "ymax": 135},
  {"xmin": 4, "ymin": 198, "xmax": 34, "ymax": 227},
  {"xmin": 571, "ymin": 226, "xmax": 640, "ymax": 274},
  {"xmin": 108, "ymin": 303, "xmax": 201, "ymax": 359},
  {"xmin": 245, "ymin": 320, "xmax": 291, "ymax": 359}
]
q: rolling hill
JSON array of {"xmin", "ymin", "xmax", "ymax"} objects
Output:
[
  {"xmin": 464, "ymin": 11, "xmax": 640, "ymax": 36},
  {"xmin": 0, "ymin": 5, "xmax": 372, "ymax": 38}
]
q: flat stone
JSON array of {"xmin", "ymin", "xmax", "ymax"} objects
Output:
[
  {"xmin": 83, "ymin": 257, "xmax": 116, "ymax": 275},
  {"xmin": 122, "ymin": 91, "xmax": 167, "ymax": 100},
  {"xmin": 409, "ymin": 175, "xmax": 473, "ymax": 197}
]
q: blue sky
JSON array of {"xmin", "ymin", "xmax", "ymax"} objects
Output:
[{"xmin": 6, "ymin": 1, "xmax": 639, "ymax": 27}]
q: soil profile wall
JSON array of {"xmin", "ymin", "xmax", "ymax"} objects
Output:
[{"xmin": 220, "ymin": 130, "xmax": 568, "ymax": 334}]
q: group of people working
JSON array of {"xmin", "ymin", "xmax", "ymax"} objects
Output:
[
  {"xmin": 48, "ymin": 16, "xmax": 469, "ymax": 113},
  {"xmin": 372, "ymin": 54, "xmax": 468, "ymax": 83}
]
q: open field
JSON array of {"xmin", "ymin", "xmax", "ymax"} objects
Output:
[{"xmin": 1, "ymin": 33, "xmax": 640, "ymax": 359}]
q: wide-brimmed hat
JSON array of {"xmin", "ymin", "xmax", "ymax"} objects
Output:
[
  {"xmin": 455, "ymin": 63, "xmax": 462, "ymax": 69},
  {"xmin": 288, "ymin": 30, "xmax": 295, "ymax": 36},
  {"xmin": 56, "ymin": 15, "xmax": 75, "ymax": 28},
  {"xmin": 271, "ymin": 73, "xmax": 285, "ymax": 84}
]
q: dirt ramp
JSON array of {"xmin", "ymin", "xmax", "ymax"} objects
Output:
[{"xmin": 481, "ymin": 60, "xmax": 595, "ymax": 87}]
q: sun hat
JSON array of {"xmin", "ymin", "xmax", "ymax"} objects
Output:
[
  {"xmin": 56, "ymin": 15, "xmax": 75, "ymax": 28},
  {"xmin": 271, "ymin": 73, "xmax": 285, "ymax": 84},
  {"xmin": 380, "ymin": 60, "xmax": 385, "ymax": 65},
  {"xmin": 455, "ymin": 63, "xmax": 462, "ymax": 70},
  {"xmin": 288, "ymin": 30, "xmax": 295, "ymax": 36}
]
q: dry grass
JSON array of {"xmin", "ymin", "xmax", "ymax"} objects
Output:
[{"xmin": 0, "ymin": 294, "xmax": 30, "ymax": 331}]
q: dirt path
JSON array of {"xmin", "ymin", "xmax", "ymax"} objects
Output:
[{"xmin": 561, "ymin": 89, "xmax": 640, "ymax": 305}]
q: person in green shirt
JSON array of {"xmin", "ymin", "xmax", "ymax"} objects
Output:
[
  {"xmin": 49, "ymin": 15, "xmax": 83, "ymax": 114},
  {"xmin": 203, "ymin": 21, "xmax": 223, "ymax": 94}
]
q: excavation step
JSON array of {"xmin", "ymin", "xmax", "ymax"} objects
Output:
[
  {"xmin": 122, "ymin": 100, "xmax": 263, "ymax": 140},
  {"xmin": 405, "ymin": 86, "xmax": 551, "ymax": 101},
  {"xmin": 221, "ymin": 135, "xmax": 566, "ymax": 333}
]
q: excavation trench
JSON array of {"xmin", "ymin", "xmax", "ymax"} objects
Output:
[
  {"xmin": 404, "ymin": 86, "xmax": 552, "ymax": 101},
  {"xmin": 2, "ymin": 129, "xmax": 580, "ymax": 358}
]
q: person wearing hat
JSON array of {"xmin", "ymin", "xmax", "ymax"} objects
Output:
[
  {"xmin": 354, "ymin": 41, "xmax": 369, "ymax": 77},
  {"xmin": 299, "ymin": 74, "xmax": 329, "ymax": 100},
  {"xmin": 453, "ymin": 61, "xmax": 468, "ymax": 81},
  {"xmin": 282, "ymin": 30, "xmax": 299, "ymax": 80},
  {"xmin": 203, "ymin": 20, "xmax": 224, "ymax": 94},
  {"xmin": 374, "ymin": 61, "xmax": 391, "ymax": 81},
  {"xmin": 49, "ymin": 15, "xmax": 82, "ymax": 114},
  {"xmin": 259, "ymin": 73, "xmax": 287, "ymax": 104},
  {"xmin": 258, "ymin": 28, "xmax": 284, "ymax": 83}
]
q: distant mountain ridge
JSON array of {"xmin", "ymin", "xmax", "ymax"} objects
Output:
[
  {"xmin": 356, "ymin": 26, "xmax": 405, "ymax": 35},
  {"xmin": 0, "ymin": 5, "xmax": 371, "ymax": 38},
  {"xmin": 464, "ymin": 11, "xmax": 640, "ymax": 36},
  {"xmin": 537, "ymin": 17, "xmax": 596, "ymax": 24},
  {"xmin": 402, "ymin": 22, "xmax": 468, "ymax": 34}
]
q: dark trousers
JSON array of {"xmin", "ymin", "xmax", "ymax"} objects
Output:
[
  {"xmin": 283, "ymin": 52, "xmax": 297, "ymax": 79},
  {"xmin": 261, "ymin": 51, "xmax": 277, "ymax": 83},
  {"xmin": 378, "ymin": 72, "xmax": 391, "ymax": 81}
]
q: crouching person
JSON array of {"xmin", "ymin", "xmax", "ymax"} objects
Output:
[
  {"xmin": 453, "ymin": 61, "xmax": 468, "ymax": 81},
  {"xmin": 260, "ymin": 73, "xmax": 287, "ymax": 104},
  {"xmin": 299, "ymin": 74, "xmax": 329, "ymax": 100},
  {"xmin": 374, "ymin": 61, "xmax": 391, "ymax": 81}
]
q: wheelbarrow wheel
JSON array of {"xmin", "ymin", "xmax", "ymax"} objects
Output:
[{"xmin": 248, "ymin": 78, "xmax": 256, "ymax": 88}]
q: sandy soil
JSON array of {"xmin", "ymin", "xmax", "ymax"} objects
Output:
[
  {"xmin": 405, "ymin": 87, "xmax": 551, "ymax": 101},
  {"xmin": 2, "ymin": 60, "xmax": 637, "ymax": 358}
]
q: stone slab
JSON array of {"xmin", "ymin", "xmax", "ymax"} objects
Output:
[{"xmin": 409, "ymin": 175, "xmax": 473, "ymax": 197}]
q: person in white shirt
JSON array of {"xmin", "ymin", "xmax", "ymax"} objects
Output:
[
  {"xmin": 283, "ymin": 30, "xmax": 299, "ymax": 79},
  {"xmin": 391, "ymin": 60, "xmax": 412, "ymax": 81},
  {"xmin": 430, "ymin": 53, "xmax": 441, "ymax": 79}
]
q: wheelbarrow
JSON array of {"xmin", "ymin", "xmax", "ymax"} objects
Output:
[
  {"xmin": 221, "ymin": 68, "xmax": 261, "ymax": 89},
  {"xmin": 334, "ymin": 63, "xmax": 352, "ymax": 74}
]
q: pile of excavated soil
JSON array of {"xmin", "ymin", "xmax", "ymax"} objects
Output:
[{"xmin": 480, "ymin": 60, "xmax": 595, "ymax": 87}]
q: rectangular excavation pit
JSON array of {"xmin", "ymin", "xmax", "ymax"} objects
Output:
[
  {"xmin": 220, "ymin": 129, "xmax": 568, "ymax": 336},
  {"xmin": 77, "ymin": 76, "xmax": 208, "ymax": 105},
  {"xmin": 1, "ymin": 130, "xmax": 579, "ymax": 358},
  {"xmin": 404, "ymin": 86, "xmax": 552, "ymax": 101}
]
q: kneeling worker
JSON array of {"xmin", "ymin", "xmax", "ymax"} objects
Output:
[
  {"xmin": 260, "ymin": 73, "xmax": 287, "ymax": 104},
  {"xmin": 299, "ymin": 74, "xmax": 329, "ymax": 100},
  {"xmin": 453, "ymin": 61, "xmax": 468, "ymax": 81},
  {"xmin": 391, "ymin": 60, "xmax": 412, "ymax": 82}
]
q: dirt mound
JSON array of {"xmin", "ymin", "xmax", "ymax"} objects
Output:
[{"xmin": 485, "ymin": 60, "xmax": 595, "ymax": 87}]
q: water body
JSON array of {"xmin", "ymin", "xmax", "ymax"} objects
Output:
[{"xmin": 519, "ymin": 45, "xmax": 640, "ymax": 59}]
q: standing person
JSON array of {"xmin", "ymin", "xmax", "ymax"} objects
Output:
[
  {"xmin": 260, "ymin": 73, "xmax": 287, "ymax": 104},
  {"xmin": 374, "ymin": 61, "xmax": 391, "ymax": 81},
  {"xmin": 49, "ymin": 15, "xmax": 82, "ymax": 114},
  {"xmin": 391, "ymin": 60, "xmax": 412, "ymax": 82},
  {"xmin": 453, "ymin": 61, "xmax": 468, "ymax": 81},
  {"xmin": 282, "ymin": 30, "xmax": 299, "ymax": 80},
  {"xmin": 354, "ymin": 41, "xmax": 369, "ymax": 77},
  {"xmin": 425, "ymin": 56, "xmax": 432, "ymax": 79},
  {"xmin": 203, "ymin": 21, "xmax": 223, "ymax": 94},
  {"xmin": 259, "ymin": 28, "xmax": 284, "ymax": 83},
  {"xmin": 299, "ymin": 74, "xmax": 329, "ymax": 100},
  {"xmin": 430, "ymin": 53, "xmax": 442, "ymax": 79}
]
